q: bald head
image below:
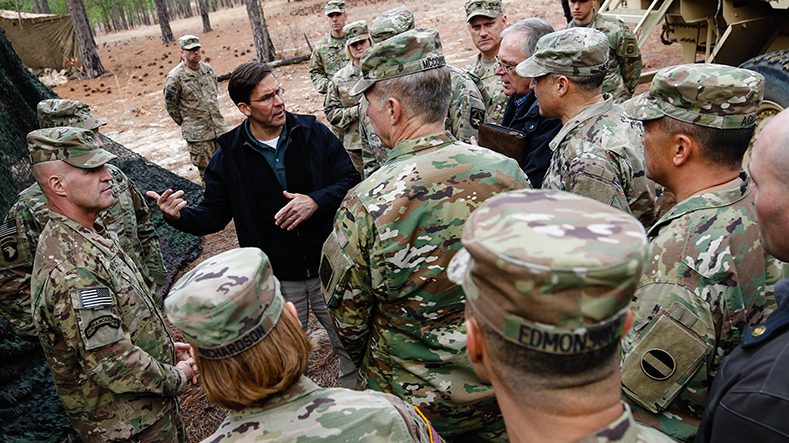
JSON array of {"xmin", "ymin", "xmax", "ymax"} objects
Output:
[{"xmin": 749, "ymin": 109, "xmax": 789, "ymax": 261}]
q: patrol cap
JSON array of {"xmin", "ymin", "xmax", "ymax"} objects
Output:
[
  {"xmin": 179, "ymin": 35, "xmax": 201, "ymax": 50},
  {"xmin": 369, "ymin": 7, "xmax": 415, "ymax": 44},
  {"xmin": 325, "ymin": 0, "xmax": 345, "ymax": 15},
  {"xmin": 37, "ymin": 99, "xmax": 106, "ymax": 130},
  {"xmin": 515, "ymin": 27, "xmax": 609, "ymax": 79},
  {"xmin": 165, "ymin": 248, "xmax": 285, "ymax": 360},
  {"xmin": 344, "ymin": 20, "xmax": 369, "ymax": 47},
  {"xmin": 350, "ymin": 28, "xmax": 446, "ymax": 96},
  {"xmin": 28, "ymin": 127, "xmax": 116, "ymax": 168},
  {"xmin": 465, "ymin": 0, "xmax": 502, "ymax": 22},
  {"xmin": 623, "ymin": 64, "xmax": 765, "ymax": 129},
  {"xmin": 448, "ymin": 189, "xmax": 648, "ymax": 355}
]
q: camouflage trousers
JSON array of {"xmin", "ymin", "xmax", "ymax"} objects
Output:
[
  {"xmin": 346, "ymin": 149, "xmax": 364, "ymax": 176},
  {"xmin": 186, "ymin": 139, "xmax": 219, "ymax": 188},
  {"xmin": 445, "ymin": 418, "xmax": 507, "ymax": 443},
  {"xmin": 128, "ymin": 406, "xmax": 187, "ymax": 443}
]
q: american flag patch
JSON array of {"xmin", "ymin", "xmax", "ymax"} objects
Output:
[
  {"xmin": 0, "ymin": 219, "xmax": 17, "ymax": 239},
  {"xmin": 79, "ymin": 287, "xmax": 114, "ymax": 309}
]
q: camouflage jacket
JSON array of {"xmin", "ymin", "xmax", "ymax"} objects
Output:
[
  {"xmin": 359, "ymin": 66, "xmax": 486, "ymax": 178},
  {"xmin": 583, "ymin": 404, "xmax": 676, "ymax": 442},
  {"xmin": 621, "ymin": 173, "xmax": 781, "ymax": 442},
  {"xmin": 309, "ymin": 33, "xmax": 349, "ymax": 94},
  {"xmin": 324, "ymin": 61, "xmax": 363, "ymax": 151},
  {"xmin": 0, "ymin": 164, "xmax": 166, "ymax": 338},
  {"xmin": 568, "ymin": 11, "xmax": 642, "ymax": 102},
  {"xmin": 544, "ymin": 95, "xmax": 659, "ymax": 228},
  {"xmin": 164, "ymin": 61, "xmax": 228, "ymax": 142},
  {"xmin": 321, "ymin": 131, "xmax": 531, "ymax": 437},
  {"xmin": 202, "ymin": 376, "xmax": 440, "ymax": 442},
  {"xmin": 465, "ymin": 54, "xmax": 507, "ymax": 124},
  {"xmin": 31, "ymin": 212, "xmax": 186, "ymax": 442}
]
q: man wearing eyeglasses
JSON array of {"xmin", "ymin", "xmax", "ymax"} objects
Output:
[
  {"xmin": 494, "ymin": 18, "xmax": 561, "ymax": 188},
  {"xmin": 164, "ymin": 34, "xmax": 227, "ymax": 187},
  {"xmin": 149, "ymin": 62, "xmax": 361, "ymax": 389}
]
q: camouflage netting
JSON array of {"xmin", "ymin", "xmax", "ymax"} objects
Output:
[{"xmin": 0, "ymin": 24, "xmax": 206, "ymax": 443}]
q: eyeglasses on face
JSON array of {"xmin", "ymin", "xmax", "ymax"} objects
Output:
[
  {"xmin": 495, "ymin": 56, "xmax": 516, "ymax": 73},
  {"xmin": 249, "ymin": 87, "xmax": 285, "ymax": 105}
]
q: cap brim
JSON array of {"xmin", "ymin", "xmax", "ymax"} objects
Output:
[
  {"xmin": 347, "ymin": 35, "xmax": 369, "ymax": 46},
  {"xmin": 515, "ymin": 57, "xmax": 549, "ymax": 79},
  {"xmin": 182, "ymin": 43, "xmax": 201, "ymax": 50},
  {"xmin": 64, "ymin": 149, "xmax": 117, "ymax": 169},
  {"xmin": 350, "ymin": 78, "xmax": 374, "ymax": 96},
  {"xmin": 622, "ymin": 93, "xmax": 666, "ymax": 122},
  {"xmin": 82, "ymin": 117, "xmax": 107, "ymax": 130},
  {"xmin": 325, "ymin": 8, "xmax": 344, "ymax": 14},
  {"xmin": 466, "ymin": 10, "xmax": 499, "ymax": 22}
]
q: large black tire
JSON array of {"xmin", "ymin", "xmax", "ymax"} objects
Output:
[{"xmin": 741, "ymin": 50, "xmax": 789, "ymax": 110}]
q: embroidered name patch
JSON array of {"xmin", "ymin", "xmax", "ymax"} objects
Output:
[
  {"xmin": 85, "ymin": 315, "xmax": 121, "ymax": 338},
  {"xmin": 80, "ymin": 287, "xmax": 114, "ymax": 309}
]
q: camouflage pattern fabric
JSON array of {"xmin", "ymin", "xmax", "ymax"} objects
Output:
[
  {"xmin": 321, "ymin": 131, "xmax": 531, "ymax": 438},
  {"xmin": 28, "ymin": 126, "xmax": 115, "ymax": 168},
  {"xmin": 0, "ymin": 164, "xmax": 166, "ymax": 337},
  {"xmin": 465, "ymin": 0, "xmax": 502, "ymax": 21},
  {"xmin": 591, "ymin": 404, "xmax": 678, "ymax": 443},
  {"xmin": 324, "ymin": 61, "xmax": 364, "ymax": 174},
  {"xmin": 621, "ymin": 173, "xmax": 781, "ymax": 442},
  {"xmin": 567, "ymin": 11, "xmax": 641, "ymax": 102},
  {"xmin": 544, "ymin": 95, "xmax": 660, "ymax": 229},
  {"xmin": 623, "ymin": 63, "xmax": 764, "ymax": 129},
  {"xmin": 369, "ymin": 7, "xmax": 415, "ymax": 44},
  {"xmin": 325, "ymin": 0, "xmax": 345, "ymax": 15},
  {"xmin": 186, "ymin": 138, "xmax": 220, "ymax": 186},
  {"xmin": 31, "ymin": 211, "xmax": 187, "ymax": 442},
  {"xmin": 37, "ymin": 99, "xmax": 105, "ymax": 130},
  {"xmin": 164, "ymin": 61, "xmax": 228, "ymax": 142},
  {"xmin": 202, "ymin": 376, "xmax": 440, "ymax": 442},
  {"xmin": 466, "ymin": 54, "xmax": 507, "ymax": 124},
  {"xmin": 179, "ymin": 34, "xmax": 200, "ymax": 50},
  {"xmin": 309, "ymin": 33, "xmax": 349, "ymax": 94},
  {"xmin": 516, "ymin": 27, "xmax": 610, "ymax": 79}
]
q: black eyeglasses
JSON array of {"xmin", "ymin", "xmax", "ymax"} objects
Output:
[
  {"xmin": 495, "ymin": 56, "xmax": 516, "ymax": 74},
  {"xmin": 249, "ymin": 87, "xmax": 285, "ymax": 105}
]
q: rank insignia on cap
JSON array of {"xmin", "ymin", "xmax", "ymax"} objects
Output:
[{"xmin": 80, "ymin": 287, "xmax": 114, "ymax": 309}]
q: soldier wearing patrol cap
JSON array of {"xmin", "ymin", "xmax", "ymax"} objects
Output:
[
  {"xmin": 449, "ymin": 189, "xmax": 674, "ymax": 443},
  {"xmin": 516, "ymin": 27, "xmax": 659, "ymax": 228},
  {"xmin": 166, "ymin": 247, "xmax": 440, "ymax": 442},
  {"xmin": 697, "ymin": 110, "xmax": 789, "ymax": 442},
  {"xmin": 464, "ymin": 0, "xmax": 508, "ymax": 124},
  {"xmin": 1, "ymin": 99, "xmax": 166, "ymax": 339},
  {"xmin": 357, "ymin": 7, "xmax": 487, "ymax": 177},
  {"xmin": 321, "ymin": 27, "xmax": 531, "ymax": 441},
  {"xmin": 28, "ymin": 127, "xmax": 197, "ymax": 443},
  {"xmin": 323, "ymin": 19, "xmax": 371, "ymax": 174},
  {"xmin": 309, "ymin": 0, "xmax": 350, "ymax": 94},
  {"xmin": 619, "ymin": 64, "xmax": 781, "ymax": 442},
  {"xmin": 164, "ymin": 34, "xmax": 228, "ymax": 186}
]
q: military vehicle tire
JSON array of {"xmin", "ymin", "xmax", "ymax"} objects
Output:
[{"xmin": 740, "ymin": 51, "xmax": 789, "ymax": 168}]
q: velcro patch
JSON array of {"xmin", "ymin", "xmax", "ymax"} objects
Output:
[
  {"xmin": 0, "ymin": 219, "xmax": 17, "ymax": 238},
  {"xmin": 85, "ymin": 315, "xmax": 121, "ymax": 339},
  {"xmin": 80, "ymin": 287, "xmax": 114, "ymax": 309},
  {"xmin": 470, "ymin": 108, "xmax": 485, "ymax": 129}
]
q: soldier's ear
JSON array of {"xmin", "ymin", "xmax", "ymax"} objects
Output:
[
  {"xmin": 671, "ymin": 133, "xmax": 694, "ymax": 167},
  {"xmin": 556, "ymin": 75, "xmax": 570, "ymax": 97},
  {"xmin": 48, "ymin": 174, "xmax": 67, "ymax": 197},
  {"xmin": 387, "ymin": 97, "xmax": 402, "ymax": 125}
]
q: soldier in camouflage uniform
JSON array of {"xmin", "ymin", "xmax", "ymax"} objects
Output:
[
  {"xmin": 517, "ymin": 27, "xmax": 659, "ymax": 228},
  {"xmin": 323, "ymin": 20, "xmax": 371, "ymax": 174},
  {"xmin": 619, "ymin": 64, "xmax": 781, "ymax": 442},
  {"xmin": 321, "ymin": 29, "xmax": 531, "ymax": 442},
  {"xmin": 309, "ymin": 0, "xmax": 349, "ymax": 94},
  {"xmin": 358, "ymin": 7, "xmax": 487, "ymax": 177},
  {"xmin": 0, "ymin": 99, "xmax": 166, "ymax": 339},
  {"xmin": 464, "ymin": 0, "xmax": 508, "ymax": 124},
  {"xmin": 164, "ymin": 35, "xmax": 228, "ymax": 186},
  {"xmin": 566, "ymin": 0, "xmax": 641, "ymax": 102},
  {"xmin": 166, "ymin": 247, "xmax": 441, "ymax": 443},
  {"xmin": 449, "ymin": 189, "xmax": 675, "ymax": 443},
  {"xmin": 29, "ymin": 127, "xmax": 196, "ymax": 442}
]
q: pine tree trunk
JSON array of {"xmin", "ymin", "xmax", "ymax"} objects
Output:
[
  {"xmin": 99, "ymin": 0, "xmax": 112, "ymax": 32},
  {"xmin": 154, "ymin": 0, "xmax": 174, "ymax": 44},
  {"xmin": 66, "ymin": 0, "xmax": 105, "ymax": 78},
  {"xmin": 181, "ymin": 0, "xmax": 193, "ymax": 17},
  {"xmin": 200, "ymin": 0, "xmax": 211, "ymax": 33},
  {"xmin": 31, "ymin": 0, "xmax": 42, "ymax": 14},
  {"xmin": 243, "ymin": 0, "xmax": 276, "ymax": 62},
  {"xmin": 39, "ymin": 0, "xmax": 50, "ymax": 14}
]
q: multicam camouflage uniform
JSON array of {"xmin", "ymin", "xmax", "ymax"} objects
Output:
[
  {"xmin": 28, "ymin": 128, "xmax": 187, "ymax": 443},
  {"xmin": 358, "ymin": 8, "xmax": 486, "ymax": 177},
  {"xmin": 447, "ymin": 189, "xmax": 674, "ymax": 443},
  {"xmin": 466, "ymin": 54, "xmax": 507, "ymax": 124},
  {"xmin": 165, "ymin": 247, "xmax": 440, "ymax": 443},
  {"xmin": 309, "ymin": 34, "xmax": 349, "ymax": 95},
  {"xmin": 322, "ymin": 129, "xmax": 531, "ymax": 439},
  {"xmin": 619, "ymin": 64, "xmax": 779, "ymax": 442},
  {"xmin": 567, "ymin": 10, "xmax": 641, "ymax": 102},
  {"xmin": 164, "ymin": 54, "xmax": 227, "ymax": 183},
  {"xmin": 516, "ymin": 28, "xmax": 658, "ymax": 227}
]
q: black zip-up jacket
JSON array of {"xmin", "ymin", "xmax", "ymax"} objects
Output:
[{"xmin": 169, "ymin": 112, "xmax": 360, "ymax": 280}]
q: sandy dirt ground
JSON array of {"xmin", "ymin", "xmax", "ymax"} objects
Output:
[{"xmin": 47, "ymin": 1, "xmax": 683, "ymax": 439}]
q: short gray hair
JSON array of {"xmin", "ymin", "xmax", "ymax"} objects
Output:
[
  {"xmin": 373, "ymin": 66, "xmax": 452, "ymax": 125},
  {"xmin": 501, "ymin": 18, "xmax": 555, "ymax": 58}
]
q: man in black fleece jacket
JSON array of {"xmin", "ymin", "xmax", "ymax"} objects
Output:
[{"xmin": 148, "ymin": 62, "xmax": 361, "ymax": 388}]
